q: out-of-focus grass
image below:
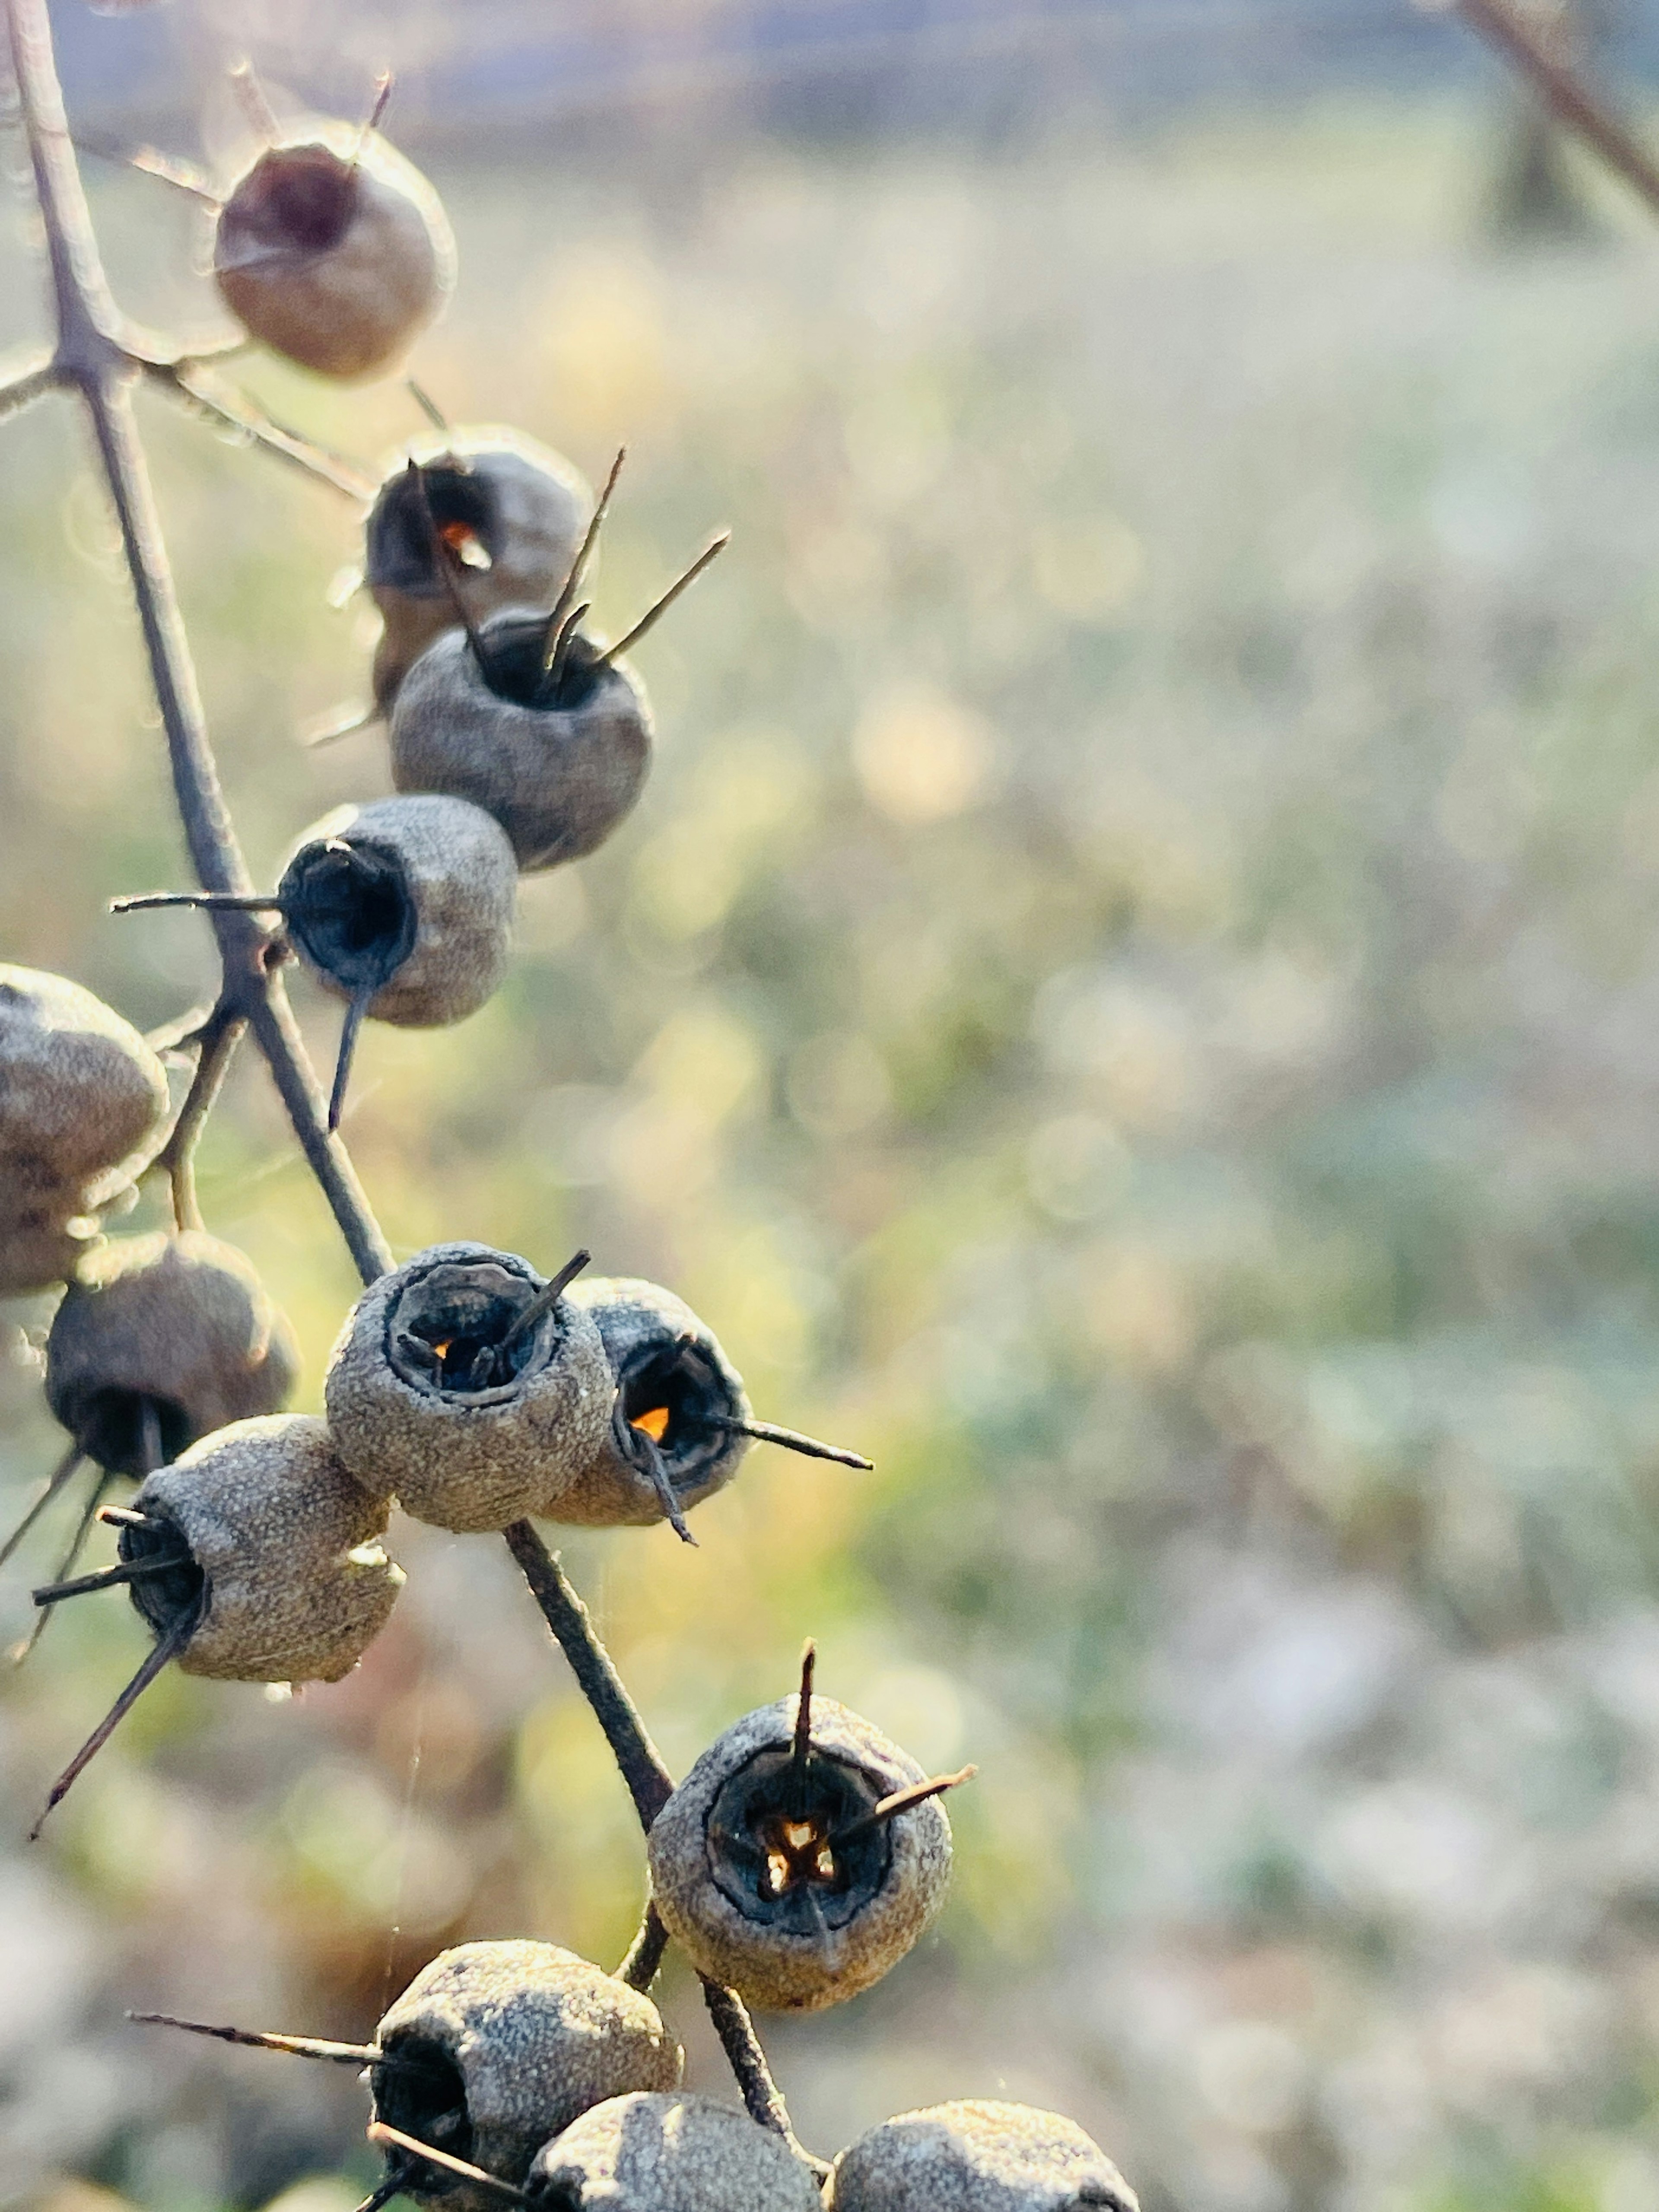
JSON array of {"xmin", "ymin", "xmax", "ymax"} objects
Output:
[{"xmin": 6, "ymin": 83, "xmax": 1659, "ymax": 2212}]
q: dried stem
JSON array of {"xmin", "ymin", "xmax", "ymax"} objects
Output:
[
  {"xmin": 615, "ymin": 1900, "xmax": 671, "ymax": 1990},
  {"xmin": 152, "ymin": 996, "xmax": 245, "ymax": 1233},
  {"xmin": 1449, "ymin": 0, "xmax": 1659, "ymax": 213}
]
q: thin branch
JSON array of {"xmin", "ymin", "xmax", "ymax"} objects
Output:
[
  {"xmin": 150, "ymin": 996, "xmax": 245, "ymax": 1233},
  {"xmin": 615, "ymin": 1901, "xmax": 671, "ymax": 1991},
  {"xmin": 0, "ymin": 349, "xmax": 57, "ymax": 422},
  {"xmin": 700, "ymin": 1982, "xmax": 826, "ymax": 2178},
  {"xmin": 144, "ymin": 361, "xmax": 376, "ymax": 499},
  {"xmin": 1447, "ymin": 0, "xmax": 1659, "ymax": 214}
]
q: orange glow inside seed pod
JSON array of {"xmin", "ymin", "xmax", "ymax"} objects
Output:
[
  {"xmin": 438, "ymin": 520, "xmax": 491, "ymax": 569},
  {"xmin": 632, "ymin": 1405, "xmax": 671, "ymax": 1441}
]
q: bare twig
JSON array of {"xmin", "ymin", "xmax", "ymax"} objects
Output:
[
  {"xmin": 1445, "ymin": 0, "xmax": 1659, "ymax": 214},
  {"xmin": 0, "ymin": 349, "xmax": 56, "ymax": 421},
  {"xmin": 144, "ymin": 360, "xmax": 376, "ymax": 499},
  {"xmin": 615, "ymin": 1901, "xmax": 671, "ymax": 1990},
  {"xmin": 150, "ymin": 995, "xmax": 245, "ymax": 1233}
]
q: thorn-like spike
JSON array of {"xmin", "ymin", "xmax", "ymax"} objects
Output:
[
  {"xmin": 351, "ymin": 2177, "xmax": 407, "ymax": 2212},
  {"xmin": 12, "ymin": 1471, "xmax": 113, "ymax": 1668},
  {"xmin": 695, "ymin": 1414, "xmax": 872, "ymax": 1470},
  {"xmin": 406, "ymin": 378, "xmax": 448, "ymax": 433},
  {"xmin": 125, "ymin": 2014, "xmax": 446, "ymax": 2079},
  {"xmin": 71, "ymin": 133, "xmax": 222, "ymax": 205},
  {"xmin": 352, "ymin": 72, "xmax": 394, "ymax": 166},
  {"xmin": 327, "ymin": 987, "xmax": 375, "ymax": 1135},
  {"xmin": 302, "ymin": 702, "xmax": 381, "ymax": 750},
  {"xmin": 596, "ymin": 530, "xmax": 730, "ymax": 667},
  {"xmin": 496, "ymin": 1248, "xmax": 591, "ymax": 1361},
  {"xmin": 543, "ymin": 601, "xmax": 590, "ymax": 696},
  {"xmin": 228, "ymin": 59, "xmax": 280, "ymax": 148},
  {"xmin": 789, "ymin": 1639, "xmax": 817, "ymax": 1814},
  {"xmin": 32, "ymin": 1553, "xmax": 190, "ymax": 1607},
  {"xmin": 96, "ymin": 1505, "xmax": 158, "ymax": 1532},
  {"xmin": 408, "ymin": 461, "xmax": 490, "ymax": 675},
  {"xmin": 0, "ymin": 1446, "xmax": 84, "ymax": 1572},
  {"xmin": 366, "ymin": 2124, "xmax": 530, "ymax": 2206},
  {"xmin": 542, "ymin": 445, "xmax": 626, "ymax": 676},
  {"xmin": 828, "ymin": 1764, "xmax": 978, "ymax": 1850},
  {"xmin": 627, "ymin": 1423, "xmax": 696, "ymax": 1545},
  {"xmin": 29, "ymin": 1593, "xmax": 203, "ymax": 1838},
  {"xmin": 110, "ymin": 891, "xmax": 285, "ymax": 915}
]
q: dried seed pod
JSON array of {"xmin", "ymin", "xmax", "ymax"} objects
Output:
[
  {"xmin": 121, "ymin": 1413, "xmax": 403, "ymax": 1682},
  {"xmin": 0, "ymin": 966, "xmax": 169, "ymax": 1257},
  {"xmin": 389, "ymin": 609, "xmax": 654, "ymax": 873},
  {"xmin": 552, "ymin": 1277, "xmax": 872, "ymax": 1543},
  {"xmin": 0, "ymin": 1210, "xmax": 95, "ymax": 1299},
  {"xmin": 280, "ymin": 795, "xmax": 518, "ymax": 1030},
  {"xmin": 366, "ymin": 432, "xmax": 591, "ymax": 710},
  {"xmin": 525, "ymin": 2091, "xmax": 823, "ymax": 2212},
  {"xmin": 213, "ymin": 121, "xmax": 454, "ymax": 381},
  {"xmin": 45, "ymin": 1230, "xmax": 299, "ymax": 1476},
  {"xmin": 646, "ymin": 1648, "xmax": 970, "ymax": 2013},
  {"xmin": 825, "ymin": 2102, "xmax": 1139, "ymax": 2212},
  {"xmin": 324, "ymin": 1243, "xmax": 613, "ymax": 1532},
  {"xmin": 371, "ymin": 1941, "xmax": 683, "ymax": 2212}
]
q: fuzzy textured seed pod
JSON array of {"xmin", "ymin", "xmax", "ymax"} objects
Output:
[
  {"xmin": 324, "ymin": 1242, "xmax": 613, "ymax": 1532},
  {"xmin": 647, "ymin": 1687, "xmax": 955, "ymax": 2013},
  {"xmin": 45, "ymin": 1231, "xmax": 299, "ymax": 1474},
  {"xmin": 0, "ymin": 966, "xmax": 169, "ymax": 1286},
  {"xmin": 280, "ymin": 795, "xmax": 518, "ymax": 1030},
  {"xmin": 389, "ymin": 610, "xmax": 652, "ymax": 873},
  {"xmin": 526, "ymin": 2091, "xmax": 823, "ymax": 2212},
  {"xmin": 372, "ymin": 1941, "xmax": 683, "ymax": 2212},
  {"xmin": 367, "ymin": 433, "xmax": 591, "ymax": 709},
  {"xmin": 213, "ymin": 122, "xmax": 454, "ymax": 381},
  {"xmin": 825, "ymin": 2102, "xmax": 1139, "ymax": 2212},
  {"xmin": 552, "ymin": 1277, "xmax": 751, "ymax": 1531},
  {"xmin": 120, "ymin": 1414, "xmax": 403, "ymax": 1682}
]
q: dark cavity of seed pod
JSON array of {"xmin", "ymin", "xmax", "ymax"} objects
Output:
[
  {"xmin": 370, "ymin": 461, "xmax": 502, "ymax": 597},
  {"xmin": 222, "ymin": 143, "xmax": 359, "ymax": 259},
  {"xmin": 277, "ymin": 835, "xmax": 419, "ymax": 1001}
]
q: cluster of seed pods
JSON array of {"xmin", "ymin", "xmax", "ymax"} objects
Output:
[{"xmin": 0, "ymin": 53, "xmax": 1145, "ymax": 2212}]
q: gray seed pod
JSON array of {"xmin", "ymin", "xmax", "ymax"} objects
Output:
[
  {"xmin": 280, "ymin": 795, "xmax": 518, "ymax": 1030},
  {"xmin": 324, "ymin": 1242, "xmax": 614, "ymax": 1532},
  {"xmin": 647, "ymin": 1689, "xmax": 954, "ymax": 2013},
  {"xmin": 45, "ymin": 1231, "xmax": 299, "ymax": 1475},
  {"xmin": 553, "ymin": 1277, "xmax": 751, "ymax": 1531},
  {"xmin": 0, "ymin": 964, "xmax": 168, "ymax": 1211},
  {"xmin": 121, "ymin": 1414, "xmax": 403, "ymax": 1682},
  {"xmin": 389, "ymin": 610, "xmax": 652, "ymax": 873},
  {"xmin": 367, "ymin": 433, "xmax": 591, "ymax": 709},
  {"xmin": 372, "ymin": 1940, "xmax": 683, "ymax": 2212},
  {"xmin": 213, "ymin": 124, "xmax": 454, "ymax": 381},
  {"xmin": 825, "ymin": 2102, "xmax": 1139, "ymax": 2212},
  {"xmin": 526, "ymin": 2091, "xmax": 823, "ymax": 2212}
]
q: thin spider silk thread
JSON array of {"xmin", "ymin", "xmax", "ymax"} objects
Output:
[{"xmin": 380, "ymin": 1626, "xmax": 432, "ymax": 2016}]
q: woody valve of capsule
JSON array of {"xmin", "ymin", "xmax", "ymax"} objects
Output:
[
  {"xmin": 371, "ymin": 1941, "xmax": 683, "ymax": 2212},
  {"xmin": 324, "ymin": 1242, "xmax": 613, "ymax": 1532},
  {"xmin": 525, "ymin": 2091, "xmax": 825, "ymax": 2212},
  {"xmin": 825, "ymin": 2101, "xmax": 1140, "ymax": 2212},
  {"xmin": 646, "ymin": 1686, "xmax": 957, "ymax": 2012}
]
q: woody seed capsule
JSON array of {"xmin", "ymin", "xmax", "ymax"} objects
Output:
[
  {"xmin": 324, "ymin": 1242, "xmax": 613, "ymax": 1532},
  {"xmin": 45, "ymin": 1231, "xmax": 299, "ymax": 1475},
  {"xmin": 525, "ymin": 2091, "xmax": 823, "ymax": 2212},
  {"xmin": 553, "ymin": 1276, "xmax": 751, "ymax": 1532},
  {"xmin": 372, "ymin": 1940, "xmax": 683, "ymax": 2212},
  {"xmin": 367, "ymin": 433, "xmax": 591, "ymax": 710},
  {"xmin": 389, "ymin": 610, "xmax": 652, "ymax": 873},
  {"xmin": 0, "ymin": 965, "xmax": 168, "ymax": 1291},
  {"xmin": 121, "ymin": 1414, "xmax": 403, "ymax": 1682},
  {"xmin": 647, "ymin": 1685, "xmax": 956, "ymax": 2013},
  {"xmin": 213, "ymin": 122, "xmax": 454, "ymax": 381},
  {"xmin": 280, "ymin": 795, "xmax": 518, "ymax": 1030},
  {"xmin": 825, "ymin": 2101, "xmax": 1139, "ymax": 2212}
]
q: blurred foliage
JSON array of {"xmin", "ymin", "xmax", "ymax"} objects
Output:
[{"xmin": 6, "ymin": 55, "xmax": 1659, "ymax": 2212}]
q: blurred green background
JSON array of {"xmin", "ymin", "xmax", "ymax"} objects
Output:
[{"xmin": 8, "ymin": 8, "xmax": 1659, "ymax": 2210}]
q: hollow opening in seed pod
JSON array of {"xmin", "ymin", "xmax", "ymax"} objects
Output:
[
  {"xmin": 224, "ymin": 143, "xmax": 358, "ymax": 257},
  {"xmin": 477, "ymin": 611, "xmax": 607, "ymax": 714},
  {"xmin": 372, "ymin": 2036, "xmax": 475, "ymax": 2190},
  {"xmin": 370, "ymin": 464, "xmax": 500, "ymax": 595},
  {"xmin": 523, "ymin": 2177, "xmax": 583, "ymax": 2212},
  {"xmin": 618, "ymin": 1337, "xmax": 742, "ymax": 1490},
  {"xmin": 705, "ymin": 1742, "xmax": 894, "ymax": 1935},
  {"xmin": 119, "ymin": 1510, "xmax": 207, "ymax": 1639},
  {"xmin": 280, "ymin": 836, "xmax": 419, "ymax": 1000},
  {"xmin": 58, "ymin": 1387, "xmax": 194, "ymax": 1479},
  {"xmin": 388, "ymin": 1259, "xmax": 565, "ymax": 1398}
]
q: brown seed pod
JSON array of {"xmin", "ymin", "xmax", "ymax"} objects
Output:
[
  {"xmin": 646, "ymin": 1648, "xmax": 970, "ymax": 2013},
  {"xmin": 825, "ymin": 2102, "xmax": 1139, "ymax": 2212},
  {"xmin": 324, "ymin": 1243, "xmax": 614, "ymax": 1532},
  {"xmin": 213, "ymin": 121, "xmax": 454, "ymax": 381},
  {"xmin": 366, "ymin": 432, "xmax": 592, "ymax": 710},
  {"xmin": 45, "ymin": 1230, "xmax": 299, "ymax": 1476},
  {"xmin": 370, "ymin": 1941, "xmax": 683, "ymax": 2212},
  {"xmin": 120, "ymin": 1413, "xmax": 403, "ymax": 1682},
  {"xmin": 389, "ymin": 609, "xmax": 655, "ymax": 874},
  {"xmin": 525, "ymin": 2090, "xmax": 823, "ymax": 2212},
  {"xmin": 0, "ymin": 966, "xmax": 169, "ymax": 1266}
]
